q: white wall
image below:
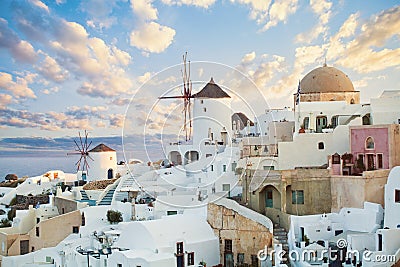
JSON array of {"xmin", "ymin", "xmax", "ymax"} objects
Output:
[
  {"xmin": 384, "ymin": 166, "xmax": 400, "ymax": 229},
  {"xmin": 370, "ymin": 93, "xmax": 400, "ymax": 125},
  {"xmin": 88, "ymin": 151, "xmax": 117, "ymax": 181},
  {"xmin": 192, "ymin": 97, "xmax": 233, "ymax": 147},
  {"xmin": 278, "ymin": 125, "xmax": 350, "ymax": 169}
]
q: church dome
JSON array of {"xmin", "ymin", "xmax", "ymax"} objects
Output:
[{"xmin": 300, "ymin": 65, "xmax": 354, "ymax": 93}]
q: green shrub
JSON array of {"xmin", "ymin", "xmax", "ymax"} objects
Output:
[
  {"xmin": 9, "ymin": 196, "xmax": 17, "ymax": 206},
  {"xmin": 7, "ymin": 209, "xmax": 16, "ymax": 221},
  {"xmin": 106, "ymin": 210, "xmax": 122, "ymax": 224}
]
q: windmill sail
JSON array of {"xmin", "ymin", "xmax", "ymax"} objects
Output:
[
  {"xmin": 67, "ymin": 130, "xmax": 94, "ymax": 174},
  {"xmin": 159, "ymin": 52, "xmax": 193, "ymax": 141}
]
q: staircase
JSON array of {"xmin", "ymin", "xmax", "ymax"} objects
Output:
[
  {"xmin": 274, "ymin": 224, "xmax": 289, "ymax": 265},
  {"xmin": 113, "ymin": 175, "xmax": 137, "ymax": 203},
  {"xmin": 80, "ymin": 190, "xmax": 89, "ymax": 200},
  {"xmin": 98, "ymin": 189, "xmax": 115, "ymax": 206}
]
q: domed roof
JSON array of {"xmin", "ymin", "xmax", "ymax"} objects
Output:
[{"xmin": 300, "ymin": 65, "xmax": 354, "ymax": 93}]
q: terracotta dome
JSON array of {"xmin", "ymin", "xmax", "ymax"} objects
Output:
[{"xmin": 300, "ymin": 65, "xmax": 354, "ymax": 93}]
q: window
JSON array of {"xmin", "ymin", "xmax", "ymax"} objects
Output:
[
  {"xmin": 377, "ymin": 154, "xmax": 383, "ymax": 169},
  {"xmin": 187, "ymin": 252, "xmax": 194, "ymax": 265},
  {"xmin": 231, "ymin": 162, "xmax": 237, "ymax": 171},
  {"xmin": 176, "ymin": 242, "xmax": 184, "ymax": 254},
  {"xmin": 292, "ymin": 190, "xmax": 304, "ymax": 204},
  {"xmin": 167, "ymin": 210, "xmax": 178, "ymax": 216},
  {"xmin": 211, "ymin": 165, "xmax": 214, "ymax": 171},
  {"xmin": 237, "ymin": 253, "xmax": 244, "ymax": 264},
  {"xmin": 303, "ymin": 117, "xmax": 309, "ymax": 129},
  {"xmin": 222, "ymin": 184, "xmax": 230, "ymax": 192},
  {"xmin": 110, "ymin": 157, "xmax": 113, "ymax": 160},
  {"xmin": 117, "ymin": 264, "xmax": 122, "ymax": 267},
  {"xmin": 225, "ymin": 239, "xmax": 232, "ymax": 252},
  {"xmin": 251, "ymin": 254, "xmax": 258, "ymax": 267},
  {"xmin": 263, "ymin": 165, "xmax": 274, "ymax": 170},
  {"xmin": 206, "ymin": 153, "xmax": 212, "ymax": 158},
  {"xmin": 332, "ymin": 153, "xmax": 340, "ymax": 164},
  {"xmin": 201, "ymin": 100, "xmax": 204, "ymax": 104},
  {"xmin": 36, "ymin": 227, "xmax": 39, "ymax": 237},
  {"xmin": 72, "ymin": 226, "xmax": 79, "ymax": 234},
  {"xmin": 366, "ymin": 137, "xmax": 375, "ymax": 149},
  {"xmin": 318, "ymin": 142, "xmax": 324, "ymax": 150},
  {"xmin": 223, "ymin": 165, "xmax": 227, "ymax": 172},
  {"xmin": 395, "ymin": 189, "xmax": 400, "ymax": 203},
  {"xmin": 36, "ymin": 217, "xmax": 40, "ymax": 224},
  {"xmin": 203, "ymin": 107, "xmax": 207, "ymax": 112}
]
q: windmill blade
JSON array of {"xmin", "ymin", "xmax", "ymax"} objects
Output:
[
  {"xmin": 67, "ymin": 152, "xmax": 82, "ymax": 155},
  {"xmin": 158, "ymin": 95, "xmax": 185, "ymax": 99},
  {"xmin": 79, "ymin": 132, "xmax": 84, "ymax": 152},
  {"xmin": 76, "ymin": 156, "xmax": 83, "ymax": 171},
  {"xmin": 86, "ymin": 140, "xmax": 92, "ymax": 151},
  {"xmin": 87, "ymin": 154, "xmax": 94, "ymax": 161},
  {"xmin": 74, "ymin": 139, "xmax": 81, "ymax": 152},
  {"xmin": 84, "ymin": 130, "xmax": 88, "ymax": 151}
]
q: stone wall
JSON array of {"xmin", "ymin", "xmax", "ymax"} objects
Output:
[
  {"xmin": 207, "ymin": 201, "xmax": 273, "ymax": 266},
  {"xmin": 14, "ymin": 195, "xmax": 49, "ymax": 210}
]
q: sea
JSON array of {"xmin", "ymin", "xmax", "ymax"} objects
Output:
[{"xmin": 0, "ymin": 151, "xmax": 125, "ymax": 181}]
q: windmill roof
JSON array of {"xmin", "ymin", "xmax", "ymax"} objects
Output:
[
  {"xmin": 88, "ymin": 143, "xmax": 115, "ymax": 152},
  {"xmin": 192, "ymin": 78, "xmax": 230, "ymax": 98}
]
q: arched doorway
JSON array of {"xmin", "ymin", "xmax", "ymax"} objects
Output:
[
  {"xmin": 107, "ymin": 168, "xmax": 113, "ymax": 179},
  {"xmin": 169, "ymin": 151, "xmax": 182, "ymax": 165},
  {"xmin": 184, "ymin": 151, "xmax": 199, "ymax": 165},
  {"xmin": 260, "ymin": 185, "xmax": 281, "ymax": 213}
]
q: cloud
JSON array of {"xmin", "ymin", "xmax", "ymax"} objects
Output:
[
  {"xmin": 130, "ymin": 22, "xmax": 176, "ymax": 53},
  {"xmin": 263, "ymin": 0, "xmax": 298, "ymax": 31},
  {"xmin": 230, "ymin": 0, "xmax": 298, "ymax": 31},
  {"xmin": 0, "ymin": 72, "xmax": 37, "ymax": 99},
  {"xmin": 241, "ymin": 51, "xmax": 256, "ymax": 64},
  {"xmin": 36, "ymin": 54, "xmax": 69, "ymax": 82},
  {"xmin": 161, "ymin": 0, "xmax": 216, "ymax": 8},
  {"xmin": 131, "ymin": 0, "xmax": 158, "ymax": 21},
  {"xmin": 230, "ymin": 0, "xmax": 271, "ymax": 24},
  {"xmin": 137, "ymin": 71, "xmax": 177, "ymax": 86},
  {"xmin": 66, "ymin": 105, "xmax": 109, "ymax": 120},
  {"xmin": 109, "ymin": 114, "xmax": 125, "ymax": 128},
  {"xmin": 0, "ymin": 94, "xmax": 13, "ymax": 107},
  {"xmin": 0, "ymin": 18, "xmax": 38, "ymax": 63},
  {"xmin": 81, "ymin": 0, "xmax": 118, "ymax": 30},
  {"xmin": 295, "ymin": 0, "xmax": 332, "ymax": 44},
  {"xmin": 41, "ymin": 86, "xmax": 59, "ymax": 95},
  {"xmin": 30, "ymin": 0, "xmax": 50, "ymax": 13},
  {"xmin": 10, "ymin": 1, "xmax": 133, "ymax": 98},
  {"xmin": 109, "ymin": 98, "xmax": 131, "ymax": 106},
  {"xmin": 328, "ymin": 6, "xmax": 400, "ymax": 73}
]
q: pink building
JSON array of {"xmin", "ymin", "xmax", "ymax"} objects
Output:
[
  {"xmin": 330, "ymin": 124, "xmax": 400, "ymax": 175},
  {"xmin": 350, "ymin": 124, "xmax": 400, "ymax": 174}
]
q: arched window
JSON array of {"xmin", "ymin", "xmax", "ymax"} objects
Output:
[
  {"xmin": 366, "ymin": 137, "xmax": 375, "ymax": 149},
  {"xmin": 350, "ymin": 98, "xmax": 355, "ymax": 104}
]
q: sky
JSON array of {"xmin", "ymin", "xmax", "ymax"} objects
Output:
[{"xmin": 0, "ymin": 0, "xmax": 399, "ymax": 156}]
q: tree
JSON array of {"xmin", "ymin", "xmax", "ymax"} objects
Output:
[{"xmin": 106, "ymin": 210, "xmax": 122, "ymax": 224}]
